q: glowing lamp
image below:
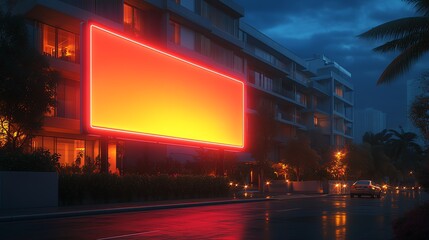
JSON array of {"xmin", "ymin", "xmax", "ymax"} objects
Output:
[{"xmin": 84, "ymin": 24, "xmax": 245, "ymax": 149}]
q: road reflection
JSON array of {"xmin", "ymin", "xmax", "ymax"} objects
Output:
[
  {"xmin": 126, "ymin": 205, "xmax": 247, "ymax": 239},
  {"xmin": 321, "ymin": 197, "xmax": 347, "ymax": 240},
  {"xmin": 4, "ymin": 191, "xmax": 427, "ymax": 240}
]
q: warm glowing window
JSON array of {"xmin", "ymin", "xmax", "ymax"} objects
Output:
[
  {"xmin": 314, "ymin": 116, "xmax": 318, "ymax": 126},
  {"xmin": 41, "ymin": 23, "xmax": 79, "ymax": 63},
  {"xmin": 32, "ymin": 136, "xmax": 100, "ymax": 167},
  {"xmin": 169, "ymin": 21, "xmax": 195, "ymax": 50},
  {"xmin": 124, "ymin": 4, "xmax": 133, "ymax": 29},
  {"xmin": 42, "ymin": 24, "xmax": 55, "ymax": 57},
  {"xmin": 58, "ymin": 29, "xmax": 77, "ymax": 62},
  {"xmin": 123, "ymin": 4, "xmax": 144, "ymax": 37},
  {"xmin": 55, "ymin": 138, "xmax": 84, "ymax": 166},
  {"xmin": 108, "ymin": 143, "xmax": 119, "ymax": 174},
  {"xmin": 335, "ymin": 86, "xmax": 343, "ymax": 97}
]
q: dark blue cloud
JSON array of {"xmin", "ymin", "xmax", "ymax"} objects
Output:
[{"xmin": 234, "ymin": 0, "xmax": 425, "ymax": 130}]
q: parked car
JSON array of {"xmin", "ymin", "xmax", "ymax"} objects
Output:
[{"xmin": 350, "ymin": 180, "xmax": 382, "ymax": 198}]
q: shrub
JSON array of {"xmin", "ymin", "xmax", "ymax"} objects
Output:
[
  {"xmin": 393, "ymin": 202, "xmax": 429, "ymax": 240},
  {"xmin": 0, "ymin": 148, "xmax": 59, "ymax": 172},
  {"xmin": 58, "ymin": 174, "xmax": 230, "ymax": 205}
]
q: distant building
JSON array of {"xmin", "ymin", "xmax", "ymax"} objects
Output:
[
  {"xmin": 307, "ymin": 55, "xmax": 354, "ymax": 147},
  {"xmin": 9, "ymin": 0, "xmax": 353, "ymax": 171},
  {"xmin": 354, "ymin": 108, "xmax": 386, "ymax": 143}
]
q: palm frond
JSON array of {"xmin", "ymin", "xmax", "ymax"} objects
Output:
[
  {"xmin": 373, "ymin": 33, "xmax": 428, "ymax": 52},
  {"xmin": 377, "ymin": 39, "xmax": 429, "ymax": 84},
  {"xmin": 404, "ymin": 0, "xmax": 429, "ymax": 16},
  {"xmin": 358, "ymin": 17, "xmax": 429, "ymax": 40}
]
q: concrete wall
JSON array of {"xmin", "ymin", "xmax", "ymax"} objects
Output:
[
  {"xmin": 291, "ymin": 181, "xmax": 323, "ymax": 193},
  {"xmin": 268, "ymin": 180, "xmax": 292, "ymax": 194},
  {"xmin": 289, "ymin": 180, "xmax": 352, "ymax": 194},
  {"xmin": 0, "ymin": 171, "xmax": 58, "ymax": 209}
]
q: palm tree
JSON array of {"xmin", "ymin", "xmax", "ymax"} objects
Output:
[
  {"xmin": 362, "ymin": 129, "xmax": 392, "ymax": 146},
  {"xmin": 386, "ymin": 127, "xmax": 422, "ymax": 162},
  {"xmin": 359, "ymin": 0, "xmax": 429, "ymax": 85}
]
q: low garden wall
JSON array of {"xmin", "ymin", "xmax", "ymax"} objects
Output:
[{"xmin": 0, "ymin": 171, "xmax": 58, "ymax": 209}]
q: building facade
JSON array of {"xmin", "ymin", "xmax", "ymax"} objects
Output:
[{"xmin": 10, "ymin": 0, "xmax": 353, "ymax": 172}]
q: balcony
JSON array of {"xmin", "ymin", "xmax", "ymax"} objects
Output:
[{"xmin": 310, "ymin": 81, "xmax": 330, "ymax": 95}]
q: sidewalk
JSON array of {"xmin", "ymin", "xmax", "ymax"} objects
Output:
[{"xmin": 0, "ymin": 193, "xmax": 325, "ymax": 222}]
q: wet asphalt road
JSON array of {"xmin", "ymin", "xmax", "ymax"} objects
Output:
[{"xmin": 1, "ymin": 191, "xmax": 427, "ymax": 240}]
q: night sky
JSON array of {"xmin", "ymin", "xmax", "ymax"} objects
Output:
[{"xmin": 233, "ymin": 0, "xmax": 428, "ymax": 130}]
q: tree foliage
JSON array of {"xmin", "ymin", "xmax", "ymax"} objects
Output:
[
  {"xmin": 352, "ymin": 128, "xmax": 423, "ymax": 183},
  {"xmin": 347, "ymin": 144, "xmax": 375, "ymax": 179},
  {"xmin": 248, "ymin": 97, "xmax": 278, "ymax": 189},
  {"xmin": 410, "ymin": 95, "xmax": 429, "ymax": 141},
  {"xmin": 386, "ymin": 127, "xmax": 422, "ymax": 162},
  {"xmin": 358, "ymin": 0, "xmax": 429, "ymax": 84},
  {"xmin": 282, "ymin": 137, "xmax": 321, "ymax": 181},
  {"xmin": 410, "ymin": 72, "xmax": 429, "ymax": 142},
  {"xmin": 0, "ymin": 11, "xmax": 58, "ymax": 151}
]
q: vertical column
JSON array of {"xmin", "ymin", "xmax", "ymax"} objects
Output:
[{"xmin": 100, "ymin": 137, "xmax": 109, "ymax": 173}]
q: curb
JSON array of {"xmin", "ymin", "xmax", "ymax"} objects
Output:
[{"xmin": 0, "ymin": 198, "xmax": 270, "ymax": 222}]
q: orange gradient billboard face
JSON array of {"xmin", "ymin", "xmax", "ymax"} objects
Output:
[{"xmin": 85, "ymin": 24, "xmax": 245, "ymax": 149}]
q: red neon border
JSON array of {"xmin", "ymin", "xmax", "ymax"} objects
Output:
[{"xmin": 83, "ymin": 23, "xmax": 245, "ymax": 150}]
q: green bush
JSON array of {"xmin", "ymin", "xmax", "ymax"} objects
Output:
[
  {"xmin": 58, "ymin": 174, "xmax": 230, "ymax": 205},
  {"xmin": 0, "ymin": 148, "xmax": 59, "ymax": 172}
]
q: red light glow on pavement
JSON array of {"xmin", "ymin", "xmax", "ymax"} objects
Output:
[{"xmin": 84, "ymin": 24, "xmax": 245, "ymax": 149}]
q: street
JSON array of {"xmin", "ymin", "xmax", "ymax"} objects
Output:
[{"xmin": 1, "ymin": 191, "xmax": 427, "ymax": 240}]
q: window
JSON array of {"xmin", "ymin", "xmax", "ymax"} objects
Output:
[
  {"xmin": 201, "ymin": 1, "xmax": 238, "ymax": 36},
  {"xmin": 169, "ymin": 21, "xmax": 195, "ymax": 50},
  {"xmin": 32, "ymin": 136, "xmax": 100, "ymax": 167},
  {"xmin": 233, "ymin": 55, "xmax": 243, "ymax": 73},
  {"xmin": 314, "ymin": 116, "xmax": 319, "ymax": 126},
  {"xmin": 41, "ymin": 23, "xmax": 79, "ymax": 63},
  {"xmin": 175, "ymin": 0, "xmax": 195, "ymax": 11},
  {"xmin": 56, "ymin": 79, "xmax": 80, "ymax": 119},
  {"xmin": 335, "ymin": 85, "xmax": 343, "ymax": 97},
  {"xmin": 124, "ymin": 4, "xmax": 144, "ymax": 37},
  {"xmin": 249, "ymin": 69, "xmax": 273, "ymax": 90},
  {"xmin": 169, "ymin": 21, "xmax": 240, "ymax": 72},
  {"xmin": 296, "ymin": 92, "xmax": 307, "ymax": 106}
]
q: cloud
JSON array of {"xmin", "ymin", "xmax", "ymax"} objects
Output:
[{"xmin": 233, "ymin": 0, "xmax": 421, "ymax": 129}]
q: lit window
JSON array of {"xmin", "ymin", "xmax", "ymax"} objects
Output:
[
  {"xmin": 41, "ymin": 23, "xmax": 79, "ymax": 63},
  {"xmin": 335, "ymin": 86, "xmax": 343, "ymax": 97},
  {"xmin": 123, "ymin": 4, "xmax": 144, "ymax": 37},
  {"xmin": 42, "ymin": 24, "xmax": 55, "ymax": 57},
  {"xmin": 314, "ymin": 116, "xmax": 318, "ymax": 126},
  {"xmin": 56, "ymin": 138, "xmax": 85, "ymax": 166},
  {"xmin": 169, "ymin": 21, "xmax": 181, "ymax": 44},
  {"xmin": 58, "ymin": 29, "xmax": 77, "ymax": 62},
  {"xmin": 124, "ymin": 4, "xmax": 133, "ymax": 30}
]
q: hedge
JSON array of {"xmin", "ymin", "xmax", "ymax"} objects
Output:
[{"xmin": 59, "ymin": 174, "xmax": 230, "ymax": 205}]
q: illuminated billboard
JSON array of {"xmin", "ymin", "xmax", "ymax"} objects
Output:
[{"xmin": 84, "ymin": 24, "xmax": 245, "ymax": 149}]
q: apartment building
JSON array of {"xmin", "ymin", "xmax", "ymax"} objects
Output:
[
  {"xmin": 307, "ymin": 56, "xmax": 354, "ymax": 147},
  {"xmin": 10, "ymin": 0, "xmax": 353, "ymax": 172}
]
